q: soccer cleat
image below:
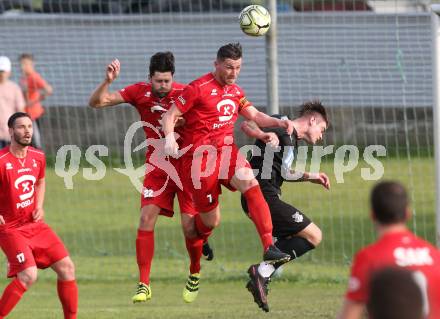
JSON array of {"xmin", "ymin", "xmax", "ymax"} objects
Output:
[
  {"xmin": 183, "ymin": 273, "xmax": 200, "ymax": 303},
  {"xmin": 246, "ymin": 264, "xmax": 270, "ymax": 312},
  {"xmin": 263, "ymin": 245, "xmax": 291, "ymax": 265},
  {"xmin": 202, "ymin": 241, "xmax": 214, "ymax": 261},
  {"xmin": 132, "ymin": 282, "xmax": 151, "ymax": 303}
]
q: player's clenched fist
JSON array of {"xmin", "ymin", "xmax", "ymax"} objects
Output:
[
  {"xmin": 164, "ymin": 133, "xmax": 179, "ymax": 158},
  {"xmin": 280, "ymin": 119, "xmax": 294, "ymax": 135},
  {"xmin": 106, "ymin": 59, "xmax": 120, "ymax": 83}
]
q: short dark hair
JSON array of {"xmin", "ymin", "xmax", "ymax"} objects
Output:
[
  {"xmin": 217, "ymin": 43, "xmax": 242, "ymax": 61},
  {"xmin": 149, "ymin": 51, "xmax": 175, "ymax": 77},
  {"xmin": 8, "ymin": 112, "xmax": 31, "ymax": 128},
  {"xmin": 298, "ymin": 100, "xmax": 328, "ymax": 125},
  {"xmin": 19, "ymin": 53, "xmax": 34, "ymax": 61},
  {"xmin": 367, "ymin": 267, "xmax": 423, "ymax": 319},
  {"xmin": 371, "ymin": 181, "xmax": 409, "ymax": 225}
]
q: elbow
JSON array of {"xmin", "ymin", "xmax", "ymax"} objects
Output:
[{"xmin": 89, "ymin": 100, "xmax": 100, "ymax": 108}]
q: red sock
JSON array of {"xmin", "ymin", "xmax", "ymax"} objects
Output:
[
  {"xmin": 57, "ymin": 280, "xmax": 78, "ymax": 319},
  {"xmin": 185, "ymin": 237, "xmax": 203, "ymax": 274},
  {"xmin": 194, "ymin": 214, "xmax": 213, "ymax": 241},
  {"xmin": 136, "ymin": 229, "xmax": 154, "ymax": 284},
  {"xmin": 243, "ymin": 185, "xmax": 273, "ymax": 251},
  {"xmin": 0, "ymin": 278, "xmax": 26, "ymax": 317}
]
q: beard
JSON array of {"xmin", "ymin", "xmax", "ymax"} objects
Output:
[{"xmin": 14, "ymin": 133, "xmax": 32, "ymax": 147}]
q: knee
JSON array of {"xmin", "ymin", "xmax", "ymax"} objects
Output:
[
  {"xmin": 240, "ymin": 178, "xmax": 259, "ymax": 193},
  {"xmin": 57, "ymin": 258, "xmax": 76, "ymax": 280},
  {"xmin": 204, "ymin": 216, "xmax": 221, "ymax": 229},
  {"xmin": 182, "ymin": 223, "xmax": 197, "ymax": 239},
  {"xmin": 139, "ymin": 209, "xmax": 157, "ymax": 230},
  {"xmin": 309, "ymin": 227, "xmax": 322, "ymax": 247},
  {"xmin": 17, "ymin": 267, "xmax": 38, "ymax": 288}
]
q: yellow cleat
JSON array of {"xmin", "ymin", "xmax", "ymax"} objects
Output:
[
  {"xmin": 182, "ymin": 273, "xmax": 200, "ymax": 303},
  {"xmin": 132, "ymin": 282, "xmax": 151, "ymax": 303}
]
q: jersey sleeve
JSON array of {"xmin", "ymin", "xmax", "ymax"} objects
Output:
[
  {"xmin": 174, "ymin": 84, "xmax": 199, "ymax": 114},
  {"xmin": 33, "ymin": 73, "xmax": 48, "ymax": 90},
  {"xmin": 119, "ymin": 83, "xmax": 140, "ymax": 105},
  {"xmin": 345, "ymin": 251, "xmax": 370, "ymax": 302},
  {"xmin": 38, "ymin": 154, "xmax": 46, "ymax": 179}
]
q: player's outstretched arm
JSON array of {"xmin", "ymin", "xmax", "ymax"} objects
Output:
[
  {"xmin": 240, "ymin": 106, "xmax": 293, "ymax": 135},
  {"xmin": 89, "ymin": 59, "xmax": 125, "ymax": 108},
  {"xmin": 241, "ymin": 120, "xmax": 279, "ymax": 147},
  {"xmin": 284, "ymin": 170, "xmax": 330, "ymax": 189}
]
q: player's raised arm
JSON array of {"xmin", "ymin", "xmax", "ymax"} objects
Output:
[
  {"xmin": 89, "ymin": 59, "xmax": 125, "ymax": 108},
  {"xmin": 240, "ymin": 105, "xmax": 293, "ymax": 135}
]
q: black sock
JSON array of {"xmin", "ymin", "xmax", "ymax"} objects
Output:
[{"xmin": 274, "ymin": 237, "xmax": 315, "ymax": 268}]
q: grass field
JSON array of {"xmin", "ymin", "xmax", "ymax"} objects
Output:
[{"xmin": 0, "ymin": 156, "xmax": 436, "ymax": 318}]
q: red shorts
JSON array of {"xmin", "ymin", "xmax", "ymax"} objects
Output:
[
  {"xmin": 141, "ymin": 157, "xmax": 197, "ymax": 217},
  {"xmin": 0, "ymin": 222, "xmax": 69, "ymax": 278},
  {"xmin": 182, "ymin": 143, "xmax": 251, "ymax": 212}
]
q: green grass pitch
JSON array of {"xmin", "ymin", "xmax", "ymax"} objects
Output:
[{"xmin": 0, "ymin": 157, "xmax": 435, "ymax": 318}]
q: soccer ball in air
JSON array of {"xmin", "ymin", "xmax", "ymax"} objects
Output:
[{"xmin": 239, "ymin": 5, "xmax": 271, "ymax": 37}]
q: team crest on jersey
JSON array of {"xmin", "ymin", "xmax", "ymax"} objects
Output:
[
  {"xmin": 211, "ymin": 89, "xmax": 217, "ymax": 96},
  {"xmin": 292, "ymin": 211, "xmax": 303, "ymax": 223},
  {"xmin": 32, "ymin": 159, "xmax": 37, "ymax": 168},
  {"xmin": 145, "ymin": 91, "xmax": 151, "ymax": 97},
  {"xmin": 6, "ymin": 162, "xmax": 13, "ymax": 170}
]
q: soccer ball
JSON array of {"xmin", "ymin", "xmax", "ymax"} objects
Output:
[{"xmin": 239, "ymin": 5, "xmax": 271, "ymax": 37}]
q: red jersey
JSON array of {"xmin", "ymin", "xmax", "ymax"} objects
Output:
[
  {"xmin": 346, "ymin": 230, "xmax": 440, "ymax": 319},
  {"xmin": 20, "ymin": 71, "xmax": 48, "ymax": 120},
  {"xmin": 0, "ymin": 146, "xmax": 46, "ymax": 229},
  {"xmin": 119, "ymin": 82, "xmax": 185, "ymax": 139},
  {"xmin": 173, "ymin": 73, "xmax": 252, "ymax": 153}
]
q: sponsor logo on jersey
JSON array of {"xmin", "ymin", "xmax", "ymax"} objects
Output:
[
  {"xmin": 213, "ymin": 121, "xmax": 233, "ymax": 129},
  {"xmin": 178, "ymin": 95, "xmax": 186, "ymax": 105},
  {"xmin": 145, "ymin": 91, "xmax": 151, "ymax": 97},
  {"xmin": 14, "ymin": 175, "xmax": 36, "ymax": 201},
  {"xmin": 217, "ymin": 99, "xmax": 236, "ymax": 122},
  {"xmin": 32, "ymin": 159, "xmax": 37, "ymax": 168},
  {"xmin": 394, "ymin": 247, "xmax": 433, "ymax": 267},
  {"xmin": 6, "ymin": 163, "xmax": 13, "ymax": 170},
  {"xmin": 17, "ymin": 168, "xmax": 32, "ymax": 174}
]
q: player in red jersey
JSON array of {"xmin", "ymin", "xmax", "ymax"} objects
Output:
[
  {"xmin": 338, "ymin": 181, "xmax": 440, "ymax": 319},
  {"xmin": 162, "ymin": 43, "xmax": 293, "ymax": 300},
  {"xmin": 0, "ymin": 112, "xmax": 77, "ymax": 318},
  {"xmin": 89, "ymin": 52, "xmax": 213, "ymax": 303}
]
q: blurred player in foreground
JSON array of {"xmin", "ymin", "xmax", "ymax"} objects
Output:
[
  {"xmin": 338, "ymin": 181, "xmax": 440, "ymax": 319},
  {"xmin": 367, "ymin": 267, "xmax": 424, "ymax": 319},
  {"xmin": 0, "ymin": 112, "xmax": 77, "ymax": 318}
]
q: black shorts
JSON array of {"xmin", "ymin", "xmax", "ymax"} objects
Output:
[{"xmin": 241, "ymin": 194, "xmax": 311, "ymax": 239}]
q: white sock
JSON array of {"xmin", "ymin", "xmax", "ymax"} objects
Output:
[{"xmin": 258, "ymin": 262, "xmax": 275, "ymax": 278}]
